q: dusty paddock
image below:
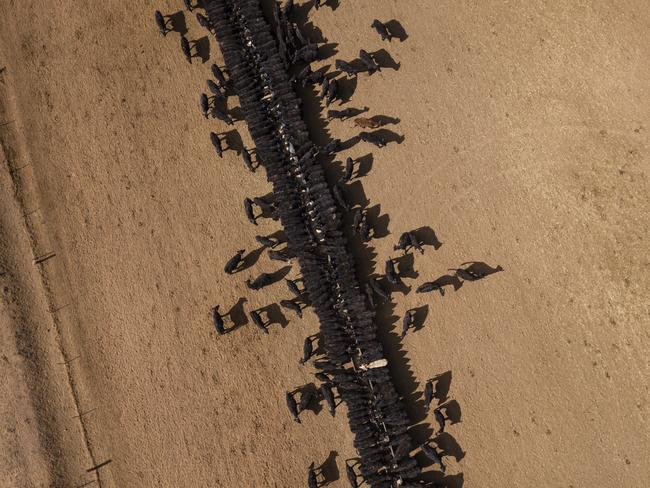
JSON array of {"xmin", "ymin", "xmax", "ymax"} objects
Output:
[{"xmin": 1, "ymin": 1, "xmax": 648, "ymax": 487}]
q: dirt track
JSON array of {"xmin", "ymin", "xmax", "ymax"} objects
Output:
[{"xmin": 1, "ymin": 1, "xmax": 649, "ymax": 487}]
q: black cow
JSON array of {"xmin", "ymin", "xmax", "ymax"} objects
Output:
[
  {"xmin": 211, "ymin": 64, "xmax": 228, "ymax": 87},
  {"xmin": 345, "ymin": 463, "xmax": 359, "ymax": 488},
  {"xmin": 423, "ymin": 379, "xmax": 434, "ymax": 412},
  {"xmin": 209, "ymin": 132, "xmax": 223, "ymax": 158},
  {"xmin": 211, "ymin": 105, "xmax": 234, "ymax": 125},
  {"xmin": 359, "ymin": 49, "xmax": 380, "ymax": 72},
  {"xmin": 371, "ymin": 20, "xmax": 391, "ymax": 41},
  {"xmin": 224, "ymin": 249, "xmax": 245, "ymax": 274},
  {"xmin": 242, "ymin": 147, "xmax": 255, "ymax": 172},
  {"xmin": 327, "ymin": 108, "xmax": 360, "ymax": 120},
  {"xmin": 196, "ymin": 12, "xmax": 212, "ymax": 31},
  {"xmin": 341, "ymin": 157, "xmax": 354, "ymax": 181},
  {"xmin": 401, "ymin": 309, "xmax": 414, "ymax": 338},
  {"xmin": 200, "ymin": 93, "xmax": 210, "ymax": 119},
  {"xmin": 320, "ymin": 382, "xmax": 336, "ymax": 416},
  {"xmin": 180, "ymin": 36, "xmax": 193, "ymax": 63},
  {"xmin": 385, "ymin": 258, "xmax": 401, "ymax": 285},
  {"xmin": 286, "ymin": 391, "xmax": 301, "ymax": 422},
  {"xmin": 154, "ymin": 11, "xmax": 171, "ymax": 36},
  {"xmin": 433, "ymin": 407, "xmax": 446, "ymax": 432},
  {"xmin": 244, "ymin": 198, "xmax": 257, "ymax": 225},
  {"xmin": 359, "ymin": 131, "xmax": 386, "ymax": 148},
  {"xmin": 207, "ymin": 80, "xmax": 226, "ymax": 100},
  {"xmin": 335, "ymin": 59, "xmax": 359, "ymax": 76},
  {"xmin": 250, "ymin": 310, "xmax": 269, "ymax": 334},
  {"xmin": 280, "ymin": 299, "xmax": 302, "ymax": 318},
  {"xmin": 256, "ymin": 235, "xmax": 279, "ymax": 248},
  {"xmin": 416, "ymin": 282, "xmax": 444, "ymax": 296},
  {"xmin": 285, "ymin": 278, "xmax": 302, "ymax": 296},
  {"xmin": 211, "ymin": 305, "xmax": 226, "ymax": 335},
  {"xmin": 300, "ymin": 336, "xmax": 314, "ymax": 364},
  {"xmin": 308, "ymin": 462, "xmax": 318, "ymax": 488},
  {"xmin": 246, "ymin": 272, "xmax": 275, "ymax": 290},
  {"xmin": 325, "ymin": 78, "xmax": 339, "ymax": 106},
  {"xmin": 421, "ymin": 443, "xmax": 446, "ymax": 472}
]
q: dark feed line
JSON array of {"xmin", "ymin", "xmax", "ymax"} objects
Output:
[{"xmin": 154, "ymin": 0, "xmax": 478, "ymax": 486}]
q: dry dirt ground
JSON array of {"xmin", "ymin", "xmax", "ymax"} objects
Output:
[{"xmin": 1, "ymin": 1, "xmax": 649, "ymax": 487}]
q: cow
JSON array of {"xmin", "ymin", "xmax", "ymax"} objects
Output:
[
  {"xmin": 371, "ymin": 20, "xmax": 391, "ymax": 41},
  {"xmin": 224, "ymin": 249, "xmax": 245, "ymax": 274},
  {"xmin": 211, "ymin": 305, "xmax": 226, "ymax": 335}
]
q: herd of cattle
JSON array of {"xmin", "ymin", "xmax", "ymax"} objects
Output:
[{"xmin": 154, "ymin": 0, "xmax": 490, "ymax": 486}]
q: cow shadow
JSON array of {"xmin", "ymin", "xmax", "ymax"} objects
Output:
[
  {"xmin": 436, "ymin": 432, "xmax": 466, "ymax": 462},
  {"xmin": 443, "ymin": 473, "xmax": 465, "ymax": 488},
  {"xmin": 411, "ymin": 304, "xmax": 429, "ymax": 333},
  {"xmin": 408, "ymin": 423, "xmax": 435, "ymax": 456},
  {"xmin": 268, "ymin": 265, "xmax": 293, "ymax": 286},
  {"xmin": 238, "ymin": 247, "xmax": 265, "ymax": 273},
  {"xmin": 296, "ymin": 382, "xmax": 323, "ymax": 415},
  {"xmin": 394, "ymin": 253, "xmax": 418, "ymax": 280},
  {"xmin": 258, "ymin": 303, "xmax": 289, "ymax": 329},
  {"xmin": 222, "ymin": 129, "xmax": 244, "ymax": 155},
  {"xmin": 325, "ymin": 0, "xmax": 340, "ymax": 10},
  {"xmin": 460, "ymin": 261, "xmax": 504, "ymax": 278},
  {"xmin": 210, "ymin": 96, "xmax": 228, "ymax": 115},
  {"xmin": 372, "ymin": 48, "xmax": 400, "ymax": 70},
  {"xmin": 427, "ymin": 274, "xmax": 464, "ymax": 293},
  {"xmin": 326, "ymin": 106, "xmax": 368, "ymax": 121},
  {"xmin": 335, "ymin": 136, "xmax": 357, "ymax": 152},
  {"xmin": 369, "ymin": 114, "xmax": 401, "ymax": 127},
  {"xmin": 360, "ymin": 128, "xmax": 404, "ymax": 146},
  {"xmin": 365, "ymin": 204, "xmax": 390, "ymax": 239},
  {"xmin": 318, "ymin": 42, "xmax": 339, "ymax": 60},
  {"xmin": 268, "ymin": 229, "xmax": 287, "ymax": 246},
  {"xmin": 309, "ymin": 64, "xmax": 331, "ymax": 84},
  {"xmin": 421, "ymin": 472, "xmax": 464, "ymax": 488},
  {"xmin": 301, "ymin": 21, "xmax": 326, "ymax": 44},
  {"xmin": 343, "ymin": 180, "xmax": 370, "ymax": 209},
  {"xmin": 319, "ymin": 450, "xmax": 340, "ymax": 483},
  {"xmin": 415, "ymin": 226, "xmax": 443, "ymax": 250},
  {"xmin": 355, "ymin": 153, "xmax": 373, "ymax": 178},
  {"xmin": 168, "ymin": 11, "xmax": 188, "ymax": 35},
  {"xmin": 228, "ymin": 106, "xmax": 245, "ymax": 122},
  {"xmin": 385, "ymin": 19, "xmax": 408, "ymax": 42},
  {"xmin": 439, "ymin": 399, "xmax": 462, "ymax": 425},
  {"xmin": 431, "ymin": 371, "xmax": 452, "ymax": 404},
  {"xmin": 286, "ymin": 2, "xmax": 327, "ymax": 44},
  {"xmin": 226, "ymin": 297, "xmax": 249, "ymax": 330},
  {"xmin": 385, "ymin": 273, "xmax": 411, "ymax": 296},
  {"xmin": 331, "ymin": 159, "xmax": 347, "ymax": 181},
  {"xmin": 193, "ymin": 36, "xmax": 211, "ymax": 63},
  {"xmin": 336, "ymin": 75, "xmax": 357, "ymax": 103}
]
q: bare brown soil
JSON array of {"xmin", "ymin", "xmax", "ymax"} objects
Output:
[{"xmin": 1, "ymin": 1, "xmax": 648, "ymax": 487}]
